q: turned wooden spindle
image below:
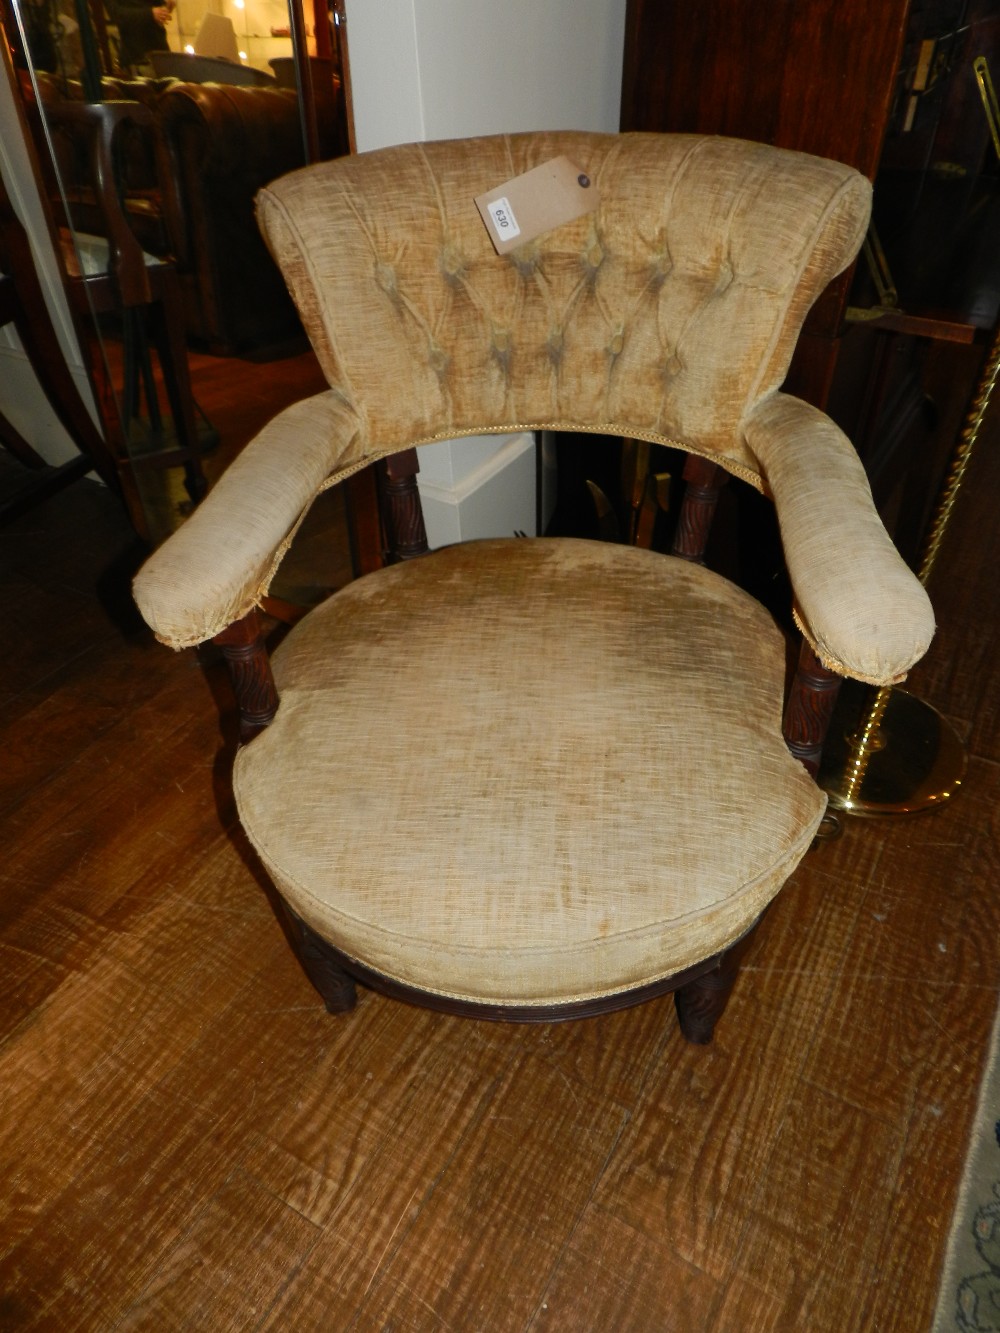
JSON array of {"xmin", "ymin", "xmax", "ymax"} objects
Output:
[
  {"xmin": 282, "ymin": 905, "xmax": 358, "ymax": 1013},
  {"xmin": 673, "ymin": 920, "xmax": 760, "ymax": 1044},
  {"xmin": 344, "ymin": 466, "xmax": 386, "ymax": 576},
  {"xmin": 782, "ymin": 640, "xmax": 843, "ymax": 776},
  {"xmin": 671, "ymin": 453, "xmax": 728, "ymax": 564},
  {"xmin": 213, "ymin": 610, "xmax": 279, "ymax": 743},
  {"xmin": 379, "ymin": 447, "xmax": 430, "ymax": 562}
]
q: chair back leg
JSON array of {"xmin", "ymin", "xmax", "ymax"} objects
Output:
[
  {"xmin": 379, "ymin": 447, "xmax": 430, "ymax": 562},
  {"xmin": 671, "ymin": 453, "xmax": 728, "ymax": 564}
]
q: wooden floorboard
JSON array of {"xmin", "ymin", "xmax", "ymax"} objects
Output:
[{"xmin": 1, "ymin": 349, "xmax": 998, "ymax": 1330}]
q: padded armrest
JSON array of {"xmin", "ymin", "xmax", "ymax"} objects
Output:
[
  {"xmin": 744, "ymin": 393, "xmax": 935, "ymax": 685},
  {"xmin": 133, "ymin": 391, "xmax": 366, "ymax": 648}
]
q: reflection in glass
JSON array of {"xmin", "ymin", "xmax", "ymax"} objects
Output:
[{"xmin": 1, "ymin": 0, "xmax": 349, "ymax": 542}]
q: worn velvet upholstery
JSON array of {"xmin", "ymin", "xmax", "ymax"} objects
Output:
[
  {"xmin": 235, "ymin": 538, "xmax": 825, "ymax": 1003},
  {"xmin": 133, "ymin": 131, "xmax": 935, "ymax": 1012}
]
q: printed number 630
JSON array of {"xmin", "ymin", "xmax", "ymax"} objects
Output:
[{"xmin": 488, "ymin": 197, "xmax": 520, "ymax": 240}]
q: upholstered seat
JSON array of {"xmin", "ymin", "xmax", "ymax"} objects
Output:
[
  {"xmin": 235, "ymin": 538, "xmax": 824, "ymax": 1005},
  {"xmin": 133, "ymin": 131, "xmax": 935, "ymax": 1040}
]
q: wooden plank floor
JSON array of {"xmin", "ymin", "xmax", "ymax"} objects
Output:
[{"xmin": 2, "ymin": 356, "xmax": 999, "ymax": 1330}]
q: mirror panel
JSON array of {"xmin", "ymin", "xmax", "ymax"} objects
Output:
[
  {"xmin": 0, "ymin": 0, "xmax": 349, "ymax": 544},
  {"xmin": 170, "ymin": 0, "xmax": 295, "ymax": 72}
]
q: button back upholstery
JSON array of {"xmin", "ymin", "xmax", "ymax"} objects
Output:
[
  {"xmin": 134, "ymin": 132, "xmax": 935, "ymax": 1039},
  {"xmin": 255, "ymin": 132, "xmax": 869, "ymax": 482}
]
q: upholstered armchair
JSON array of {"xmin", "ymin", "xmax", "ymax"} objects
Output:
[{"xmin": 133, "ymin": 132, "xmax": 935, "ymax": 1042}]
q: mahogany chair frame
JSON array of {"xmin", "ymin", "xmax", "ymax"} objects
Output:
[{"xmin": 212, "ymin": 446, "xmax": 844, "ymax": 1043}]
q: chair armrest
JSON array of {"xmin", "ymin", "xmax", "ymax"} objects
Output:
[
  {"xmin": 133, "ymin": 391, "xmax": 367, "ymax": 648},
  {"xmin": 744, "ymin": 393, "xmax": 935, "ymax": 685}
]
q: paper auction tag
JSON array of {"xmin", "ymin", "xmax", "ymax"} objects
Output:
[{"xmin": 475, "ymin": 156, "xmax": 599, "ymax": 254}]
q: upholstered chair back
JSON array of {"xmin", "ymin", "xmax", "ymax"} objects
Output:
[
  {"xmin": 131, "ymin": 130, "xmax": 939, "ymax": 1042},
  {"xmin": 256, "ymin": 131, "xmax": 871, "ymax": 486}
]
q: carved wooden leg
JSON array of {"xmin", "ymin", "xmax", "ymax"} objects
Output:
[
  {"xmin": 345, "ymin": 464, "xmax": 386, "ymax": 576},
  {"xmin": 379, "ymin": 447, "xmax": 430, "ymax": 562},
  {"xmin": 671, "ymin": 453, "xmax": 728, "ymax": 564},
  {"xmin": 282, "ymin": 904, "xmax": 358, "ymax": 1014},
  {"xmin": 213, "ymin": 610, "xmax": 279, "ymax": 743},
  {"xmin": 674, "ymin": 927, "xmax": 757, "ymax": 1044},
  {"xmin": 783, "ymin": 639, "xmax": 844, "ymax": 777}
]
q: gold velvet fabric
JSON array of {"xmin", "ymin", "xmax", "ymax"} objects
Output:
[
  {"xmin": 132, "ymin": 131, "xmax": 937, "ymax": 1010},
  {"xmin": 135, "ymin": 131, "xmax": 933, "ymax": 681},
  {"xmin": 235, "ymin": 540, "xmax": 825, "ymax": 1004},
  {"xmin": 258, "ymin": 132, "xmax": 870, "ymax": 472}
]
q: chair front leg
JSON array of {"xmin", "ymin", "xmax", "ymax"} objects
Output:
[
  {"xmin": 674, "ymin": 923, "xmax": 759, "ymax": 1044},
  {"xmin": 783, "ymin": 639, "xmax": 843, "ymax": 777},
  {"xmin": 282, "ymin": 904, "xmax": 358, "ymax": 1013},
  {"xmin": 213, "ymin": 609, "xmax": 279, "ymax": 743}
]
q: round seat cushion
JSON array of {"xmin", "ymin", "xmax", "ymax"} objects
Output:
[{"xmin": 234, "ymin": 537, "xmax": 825, "ymax": 1007}]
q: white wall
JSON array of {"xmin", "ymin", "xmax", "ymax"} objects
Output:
[
  {"xmin": 417, "ymin": 0, "xmax": 625, "ymax": 141},
  {"xmin": 345, "ymin": 0, "xmax": 426, "ymax": 150},
  {"xmin": 347, "ymin": 0, "xmax": 626, "ymax": 151},
  {"xmin": 344, "ymin": 0, "xmax": 626, "ymax": 545}
]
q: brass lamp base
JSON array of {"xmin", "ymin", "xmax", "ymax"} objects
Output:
[{"xmin": 818, "ymin": 682, "xmax": 967, "ymax": 816}]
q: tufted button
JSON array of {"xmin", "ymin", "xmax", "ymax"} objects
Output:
[
  {"xmin": 428, "ymin": 342, "xmax": 450, "ymax": 376},
  {"xmin": 491, "ymin": 328, "xmax": 512, "ymax": 376},
  {"xmin": 715, "ymin": 261, "xmax": 734, "ymax": 292},
  {"xmin": 584, "ymin": 242, "xmax": 605, "ymax": 272},
  {"xmin": 547, "ymin": 328, "xmax": 564, "ymax": 366},
  {"xmin": 648, "ymin": 254, "xmax": 672, "ymax": 288},
  {"xmin": 508, "ymin": 247, "xmax": 538, "ymax": 279},
  {"xmin": 664, "ymin": 352, "xmax": 683, "ymax": 378},
  {"xmin": 608, "ymin": 328, "xmax": 625, "ymax": 358},
  {"xmin": 375, "ymin": 261, "xmax": 399, "ymax": 300},
  {"xmin": 440, "ymin": 245, "xmax": 465, "ymax": 284}
]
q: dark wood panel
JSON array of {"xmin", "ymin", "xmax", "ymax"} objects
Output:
[
  {"xmin": 622, "ymin": 0, "xmax": 1000, "ymax": 341},
  {"xmin": 621, "ymin": 0, "xmax": 912, "ymax": 339},
  {"xmin": 621, "ymin": 0, "xmax": 911, "ymax": 176},
  {"xmin": 620, "ymin": 0, "xmax": 1000, "ymax": 575}
]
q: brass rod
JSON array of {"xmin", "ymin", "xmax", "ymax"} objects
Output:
[
  {"xmin": 825, "ymin": 310, "xmax": 999, "ymax": 813},
  {"xmin": 974, "ymin": 56, "xmax": 1000, "ymax": 163},
  {"xmin": 840, "ymin": 685, "xmax": 892, "ymax": 807},
  {"xmin": 918, "ymin": 318, "xmax": 1000, "ymax": 586}
]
